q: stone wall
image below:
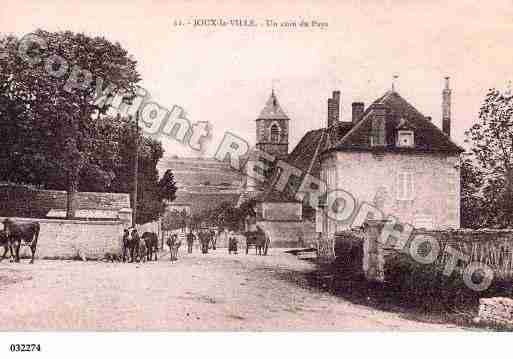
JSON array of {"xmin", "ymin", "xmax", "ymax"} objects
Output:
[
  {"xmin": 317, "ymin": 234, "xmax": 335, "ymax": 262},
  {"xmin": 257, "ymin": 220, "xmax": 316, "ymax": 248},
  {"xmin": 0, "ymin": 217, "xmax": 125, "ymax": 259},
  {"xmin": 260, "ymin": 202, "xmax": 302, "ymax": 221},
  {"xmin": 478, "ymin": 297, "xmax": 513, "ymax": 328},
  {"xmin": 362, "ymin": 220, "xmax": 513, "ymax": 283}
]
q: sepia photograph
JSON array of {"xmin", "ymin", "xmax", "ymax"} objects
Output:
[{"xmin": 1, "ymin": 0, "xmax": 513, "ymax": 356}]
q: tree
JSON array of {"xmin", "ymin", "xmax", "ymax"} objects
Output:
[
  {"xmin": 0, "ymin": 30, "xmax": 140, "ymax": 218},
  {"xmin": 465, "ymin": 87, "xmax": 513, "ymax": 227},
  {"xmin": 159, "ymin": 169, "xmax": 177, "ymax": 203},
  {"xmin": 460, "ymin": 156, "xmax": 485, "ymax": 228}
]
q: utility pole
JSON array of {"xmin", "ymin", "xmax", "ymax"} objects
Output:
[{"xmin": 132, "ymin": 112, "xmax": 139, "ymax": 226}]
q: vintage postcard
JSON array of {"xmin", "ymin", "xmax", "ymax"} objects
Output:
[{"xmin": 1, "ymin": 0, "xmax": 513, "ymax": 355}]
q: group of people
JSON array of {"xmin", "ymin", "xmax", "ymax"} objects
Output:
[
  {"xmin": 120, "ymin": 227, "xmax": 246, "ymax": 261},
  {"xmin": 182, "ymin": 228, "xmax": 217, "ymax": 254},
  {"xmin": 179, "ymin": 228, "xmax": 240, "ymax": 255}
]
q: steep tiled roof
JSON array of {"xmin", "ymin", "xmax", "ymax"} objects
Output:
[
  {"xmin": 286, "ymin": 122, "xmax": 353, "ymax": 178},
  {"xmin": 257, "ymin": 91, "xmax": 290, "ymax": 120},
  {"xmin": 330, "ymin": 90, "xmax": 464, "ymax": 153}
]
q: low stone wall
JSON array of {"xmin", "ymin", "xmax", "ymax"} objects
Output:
[
  {"xmin": 0, "ymin": 217, "xmax": 124, "ymax": 259},
  {"xmin": 317, "ymin": 234, "xmax": 335, "ymax": 262},
  {"xmin": 363, "ymin": 220, "xmax": 513, "ymax": 283},
  {"xmin": 211, "ymin": 221, "xmax": 317, "ymax": 250},
  {"xmin": 478, "ymin": 297, "xmax": 513, "ymax": 328},
  {"xmin": 256, "ymin": 220, "xmax": 317, "ymax": 248}
]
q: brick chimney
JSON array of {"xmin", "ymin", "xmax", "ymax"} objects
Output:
[
  {"xmin": 442, "ymin": 76, "xmax": 451, "ymax": 137},
  {"xmin": 352, "ymin": 102, "xmax": 365, "ymax": 125},
  {"xmin": 327, "ymin": 91, "xmax": 341, "ymax": 127}
]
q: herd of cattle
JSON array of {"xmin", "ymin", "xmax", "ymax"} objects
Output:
[
  {"xmin": 0, "ymin": 218, "xmax": 40, "ymax": 263},
  {"xmin": 0, "ymin": 217, "xmax": 271, "ymax": 264}
]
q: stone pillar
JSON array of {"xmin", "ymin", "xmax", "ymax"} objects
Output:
[
  {"xmin": 317, "ymin": 232, "xmax": 335, "ymax": 263},
  {"xmin": 118, "ymin": 208, "xmax": 133, "ymax": 228},
  {"xmin": 363, "ymin": 220, "xmax": 388, "ymax": 282}
]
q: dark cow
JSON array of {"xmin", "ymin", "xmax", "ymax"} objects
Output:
[
  {"xmin": 139, "ymin": 239, "xmax": 148, "ymax": 263},
  {"xmin": 0, "ymin": 230, "xmax": 12, "ymax": 261},
  {"xmin": 142, "ymin": 231, "xmax": 159, "ymax": 261},
  {"xmin": 198, "ymin": 230, "xmax": 210, "ymax": 254},
  {"xmin": 166, "ymin": 234, "xmax": 181, "ymax": 261},
  {"xmin": 128, "ymin": 228, "xmax": 141, "ymax": 263},
  {"xmin": 2, "ymin": 218, "xmax": 40, "ymax": 263}
]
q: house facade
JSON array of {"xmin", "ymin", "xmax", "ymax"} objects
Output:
[{"xmin": 317, "ymin": 78, "xmax": 463, "ymax": 235}]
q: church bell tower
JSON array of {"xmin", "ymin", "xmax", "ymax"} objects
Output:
[{"xmin": 255, "ymin": 89, "xmax": 290, "ymax": 159}]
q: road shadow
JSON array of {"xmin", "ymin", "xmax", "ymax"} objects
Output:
[{"xmin": 268, "ymin": 254, "xmax": 500, "ymax": 330}]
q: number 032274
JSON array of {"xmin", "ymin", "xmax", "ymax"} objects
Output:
[{"xmin": 9, "ymin": 344, "xmax": 41, "ymax": 352}]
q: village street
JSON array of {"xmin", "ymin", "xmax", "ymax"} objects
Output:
[{"xmin": 0, "ymin": 249, "xmax": 462, "ymax": 331}]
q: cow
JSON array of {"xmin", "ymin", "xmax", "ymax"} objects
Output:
[
  {"xmin": 166, "ymin": 234, "xmax": 181, "ymax": 261},
  {"xmin": 2, "ymin": 218, "xmax": 40, "ymax": 264},
  {"xmin": 198, "ymin": 230, "xmax": 210, "ymax": 254},
  {"xmin": 0, "ymin": 229, "xmax": 12, "ymax": 261},
  {"xmin": 139, "ymin": 239, "xmax": 148, "ymax": 263},
  {"xmin": 128, "ymin": 228, "xmax": 141, "ymax": 263},
  {"xmin": 142, "ymin": 231, "xmax": 159, "ymax": 261}
]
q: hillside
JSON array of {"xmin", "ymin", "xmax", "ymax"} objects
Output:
[{"xmin": 158, "ymin": 157, "xmax": 245, "ymax": 214}]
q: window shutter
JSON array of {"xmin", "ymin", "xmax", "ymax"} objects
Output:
[
  {"xmin": 408, "ymin": 172, "xmax": 415, "ymax": 200},
  {"xmin": 397, "ymin": 172, "xmax": 415, "ymax": 200}
]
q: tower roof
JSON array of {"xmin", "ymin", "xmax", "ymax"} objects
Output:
[{"xmin": 257, "ymin": 90, "xmax": 290, "ymax": 120}]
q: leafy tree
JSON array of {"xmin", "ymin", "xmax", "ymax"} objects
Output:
[
  {"xmin": 460, "ymin": 156, "xmax": 485, "ymax": 228},
  {"xmin": 0, "ymin": 30, "xmax": 140, "ymax": 218},
  {"xmin": 162, "ymin": 209, "xmax": 188, "ymax": 231},
  {"xmin": 158, "ymin": 169, "xmax": 177, "ymax": 203},
  {"xmin": 465, "ymin": 88, "xmax": 513, "ymax": 227}
]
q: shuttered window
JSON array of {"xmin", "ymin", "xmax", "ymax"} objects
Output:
[
  {"xmin": 270, "ymin": 124, "xmax": 280, "ymax": 143},
  {"xmin": 397, "ymin": 172, "xmax": 414, "ymax": 200}
]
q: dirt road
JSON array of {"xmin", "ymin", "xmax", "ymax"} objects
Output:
[{"xmin": 0, "ymin": 249, "xmax": 461, "ymax": 331}]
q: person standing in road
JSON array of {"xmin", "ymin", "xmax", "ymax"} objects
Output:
[{"xmin": 186, "ymin": 230, "xmax": 195, "ymax": 253}]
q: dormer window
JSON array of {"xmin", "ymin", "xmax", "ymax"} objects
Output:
[
  {"xmin": 371, "ymin": 117, "xmax": 386, "ymax": 146},
  {"xmin": 397, "ymin": 130, "xmax": 414, "ymax": 147}
]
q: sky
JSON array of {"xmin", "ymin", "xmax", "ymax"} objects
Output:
[{"xmin": 2, "ymin": 0, "xmax": 513, "ymax": 158}]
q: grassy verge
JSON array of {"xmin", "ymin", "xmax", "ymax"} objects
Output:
[{"xmin": 305, "ymin": 240, "xmax": 513, "ymax": 330}]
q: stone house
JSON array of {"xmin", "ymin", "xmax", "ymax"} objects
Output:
[{"xmin": 311, "ymin": 78, "xmax": 464, "ymax": 235}]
